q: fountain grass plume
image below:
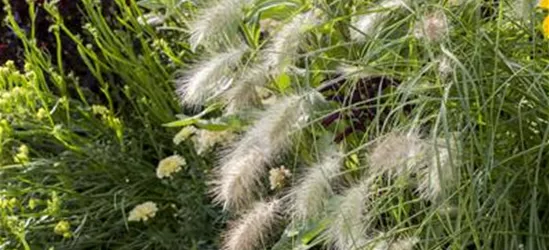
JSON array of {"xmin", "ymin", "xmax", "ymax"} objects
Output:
[
  {"xmin": 213, "ymin": 92, "xmax": 319, "ymax": 211},
  {"xmin": 290, "ymin": 146, "xmax": 344, "ymax": 221},
  {"xmin": 222, "ymin": 199, "xmax": 281, "ymax": 250},
  {"xmin": 176, "ymin": 46, "xmax": 248, "ymax": 109}
]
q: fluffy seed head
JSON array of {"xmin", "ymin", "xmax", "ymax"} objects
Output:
[
  {"xmin": 224, "ymin": 64, "xmax": 269, "ymax": 114},
  {"xmin": 369, "ymin": 131, "xmax": 425, "ymax": 178},
  {"xmin": 350, "ymin": 0, "xmax": 410, "ymax": 41},
  {"xmin": 414, "ymin": 10, "xmax": 448, "ymax": 43},
  {"xmin": 222, "ymin": 199, "xmax": 280, "ymax": 250},
  {"xmin": 188, "ymin": 0, "xmax": 247, "ymax": 50},
  {"xmin": 327, "ymin": 178, "xmax": 374, "ymax": 250},
  {"xmin": 291, "ymin": 147, "xmax": 343, "ymax": 221},
  {"xmin": 437, "ymin": 55, "xmax": 453, "ymax": 78},
  {"xmin": 263, "ymin": 11, "xmax": 320, "ymax": 75},
  {"xmin": 417, "ymin": 137, "xmax": 459, "ymax": 202},
  {"xmin": 213, "ymin": 94, "xmax": 315, "ymax": 210},
  {"xmin": 372, "ymin": 236, "xmax": 419, "ymax": 250},
  {"xmin": 177, "ymin": 46, "xmax": 247, "ymax": 108}
]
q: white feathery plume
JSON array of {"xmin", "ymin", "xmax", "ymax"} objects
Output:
[
  {"xmin": 263, "ymin": 11, "xmax": 321, "ymax": 75},
  {"xmin": 417, "ymin": 137, "xmax": 459, "ymax": 202},
  {"xmin": 437, "ymin": 55, "xmax": 453, "ymax": 78},
  {"xmin": 222, "ymin": 199, "xmax": 280, "ymax": 250},
  {"xmin": 326, "ymin": 177, "xmax": 375, "ymax": 250},
  {"xmin": 413, "ymin": 10, "xmax": 448, "ymax": 43},
  {"xmin": 368, "ymin": 131, "xmax": 426, "ymax": 178},
  {"xmin": 188, "ymin": 0, "xmax": 247, "ymax": 50},
  {"xmin": 350, "ymin": 0, "xmax": 410, "ymax": 41},
  {"xmin": 213, "ymin": 93, "xmax": 318, "ymax": 210},
  {"xmin": 513, "ymin": 0, "xmax": 536, "ymax": 21},
  {"xmin": 177, "ymin": 46, "xmax": 247, "ymax": 108},
  {"xmin": 224, "ymin": 64, "xmax": 269, "ymax": 114},
  {"xmin": 291, "ymin": 147, "xmax": 344, "ymax": 221},
  {"xmin": 373, "ymin": 237, "xmax": 419, "ymax": 250}
]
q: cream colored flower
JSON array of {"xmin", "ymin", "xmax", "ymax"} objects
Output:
[
  {"xmin": 269, "ymin": 166, "xmax": 292, "ymax": 190},
  {"xmin": 128, "ymin": 201, "xmax": 158, "ymax": 222},
  {"xmin": 193, "ymin": 129, "xmax": 236, "ymax": 155},
  {"xmin": 173, "ymin": 126, "xmax": 197, "ymax": 145},
  {"xmin": 156, "ymin": 155, "xmax": 186, "ymax": 179}
]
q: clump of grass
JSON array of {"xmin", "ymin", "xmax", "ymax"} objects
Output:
[{"xmin": 175, "ymin": 0, "xmax": 549, "ymax": 249}]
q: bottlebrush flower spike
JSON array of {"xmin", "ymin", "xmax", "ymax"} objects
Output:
[
  {"xmin": 326, "ymin": 177, "xmax": 375, "ymax": 250},
  {"xmin": 290, "ymin": 146, "xmax": 343, "ymax": 221},
  {"xmin": 373, "ymin": 236, "xmax": 419, "ymax": 250},
  {"xmin": 350, "ymin": 0, "xmax": 410, "ymax": 41},
  {"xmin": 222, "ymin": 199, "xmax": 280, "ymax": 250},
  {"xmin": 213, "ymin": 92, "xmax": 320, "ymax": 211},
  {"xmin": 417, "ymin": 137, "xmax": 459, "ymax": 202},
  {"xmin": 368, "ymin": 131, "xmax": 426, "ymax": 178},
  {"xmin": 224, "ymin": 64, "xmax": 269, "ymax": 114},
  {"xmin": 176, "ymin": 46, "xmax": 248, "ymax": 109},
  {"xmin": 188, "ymin": 0, "xmax": 247, "ymax": 50},
  {"xmin": 263, "ymin": 11, "xmax": 321, "ymax": 75}
]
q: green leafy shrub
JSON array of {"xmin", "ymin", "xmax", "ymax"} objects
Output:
[{"xmin": 0, "ymin": 0, "xmax": 221, "ymax": 249}]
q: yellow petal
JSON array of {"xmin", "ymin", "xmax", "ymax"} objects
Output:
[
  {"xmin": 543, "ymin": 16, "xmax": 549, "ymax": 38},
  {"xmin": 540, "ymin": 0, "xmax": 549, "ymax": 10}
]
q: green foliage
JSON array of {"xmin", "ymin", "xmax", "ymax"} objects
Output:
[
  {"xmin": 0, "ymin": 0, "xmax": 220, "ymax": 249},
  {"xmin": 173, "ymin": 0, "xmax": 549, "ymax": 249}
]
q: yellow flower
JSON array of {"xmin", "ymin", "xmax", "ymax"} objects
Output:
[
  {"xmin": 28, "ymin": 198, "xmax": 39, "ymax": 210},
  {"xmin": 14, "ymin": 144, "xmax": 29, "ymax": 163},
  {"xmin": 128, "ymin": 201, "xmax": 158, "ymax": 222},
  {"xmin": 544, "ymin": 15, "xmax": 549, "ymax": 38},
  {"xmin": 36, "ymin": 108, "xmax": 48, "ymax": 120},
  {"xmin": 156, "ymin": 155, "xmax": 185, "ymax": 179},
  {"xmin": 540, "ymin": 0, "xmax": 549, "ymax": 10},
  {"xmin": 54, "ymin": 220, "xmax": 71, "ymax": 238}
]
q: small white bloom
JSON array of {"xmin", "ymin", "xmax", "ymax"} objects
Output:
[
  {"xmin": 414, "ymin": 10, "xmax": 448, "ymax": 43},
  {"xmin": 193, "ymin": 129, "xmax": 236, "ymax": 155},
  {"xmin": 156, "ymin": 155, "xmax": 186, "ymax": 179},
  {"xmin": 269, "ymin": 166, "xmax": 292, "ymax": 190},
  {"xmin": 128, "ymin": 201, "xmax": 158, "ymax": 222},
  {"xmin": 173, "ymin": 126, "xmax": 198, "ymax": 145}
]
